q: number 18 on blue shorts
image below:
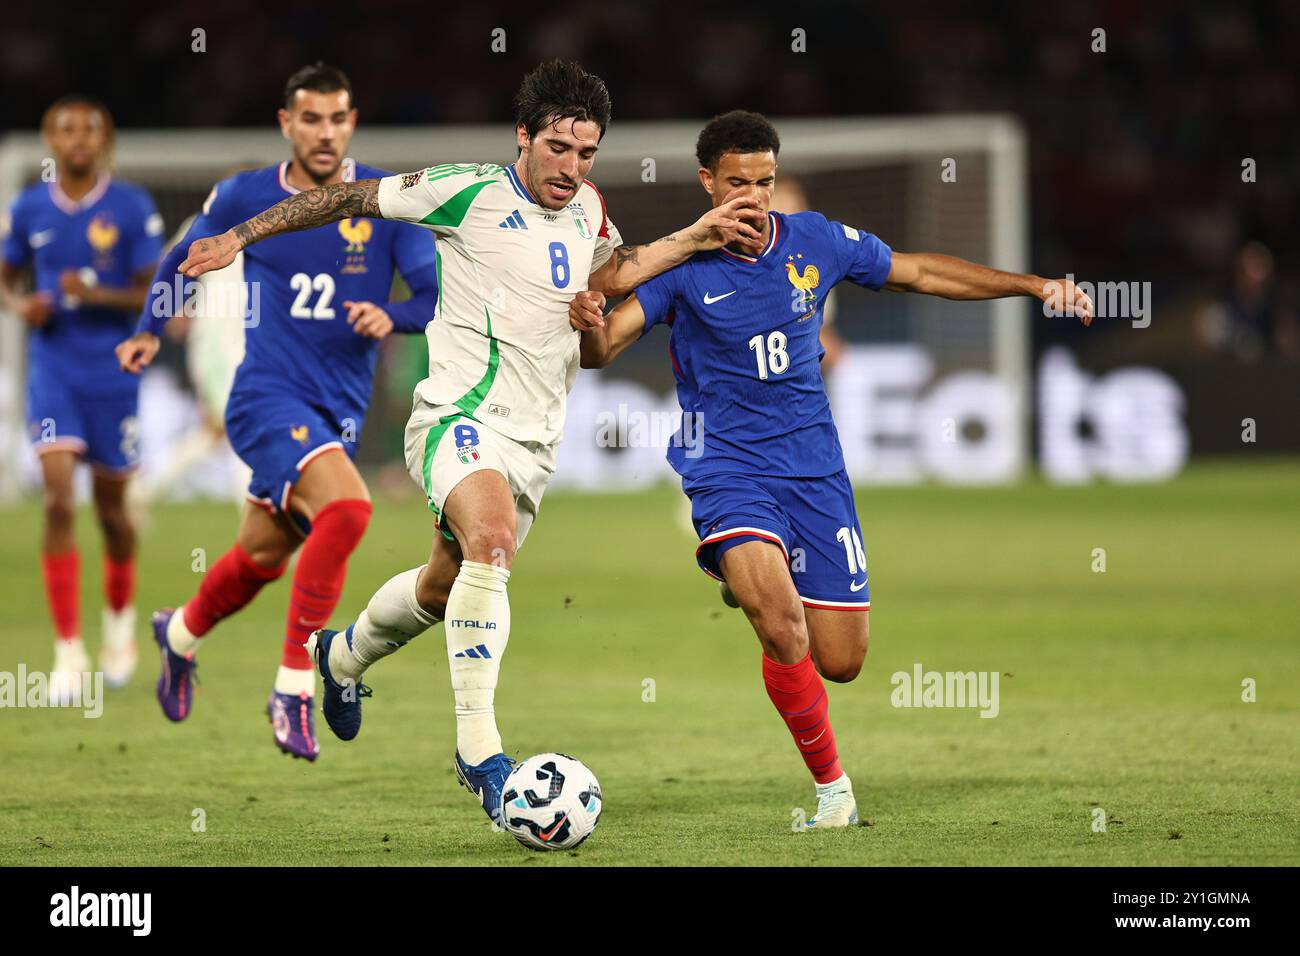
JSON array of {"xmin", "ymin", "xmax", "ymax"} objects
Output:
[{"xmin": 685, "ymin": 469, "xmax": 870, "ymax": 611}]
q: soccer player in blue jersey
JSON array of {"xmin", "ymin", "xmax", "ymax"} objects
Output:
[
  {"xmin": 114, "ymin": 64, "xmax": 439, "ymax": 760},
  {"xmin": 570, "ymin": 110, "xmax": 1094, "ymax": 828},
  {"xmin": 1, "ymin": 96, "xmax": 164, "ymax": 702}
]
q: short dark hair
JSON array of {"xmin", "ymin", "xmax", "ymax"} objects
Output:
[
  {"xmin": 42, "ymin": 94, "xmax": 115, "ymax": 142},
  {"xmin": 284, "ymin": 62, "xmax": 354, "ymax": 110},
  {"xmin": 513, "ymin": 59, "xmax": 612, "ymax": 142},
  {"xmin": 695, "ymin": 110, "xmax": 781, "ymax": 170}
]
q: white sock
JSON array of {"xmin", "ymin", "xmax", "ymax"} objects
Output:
[
  {"xmin": 274, "ymin": 665, "xmax": 314, "ymax": 696},
  {"xmin": 167, "ymin": 608, "xmax": 200, "ymax": 656},
  {"xmin": 53, "ymin": 637, "xmax": 88, "ymax": 670},
  {"xmin": 816, "ymin": 772, "xmax": 852, "ymax": 794},
  {"xmin": 329, "ymin": 567, "xmax": 441, "ymax": 682},
  {"xmin": 102, "ymin": 606, "xmax": 136, "ymax": 651},
  {"xmin": 444, "ymin": 560, "xmax": 511, "ymax": 765}
]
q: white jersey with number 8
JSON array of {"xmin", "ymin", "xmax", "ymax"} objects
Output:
[{"xmin": 377, "ymin": 162, "xmax": 620, "ymax": 447}]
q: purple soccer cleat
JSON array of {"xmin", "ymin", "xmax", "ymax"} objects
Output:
[
  {"xmin": 267, "ymin": 690, "xmax": 320, "ymax": 761},
  {"xmin": 152, "ymin": 609, "xmax": 197, "ymax": 722}
]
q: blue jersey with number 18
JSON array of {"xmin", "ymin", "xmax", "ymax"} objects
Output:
[{"xmin": 634, "ymin": 210, "xmax": 892, "ymax": 480}]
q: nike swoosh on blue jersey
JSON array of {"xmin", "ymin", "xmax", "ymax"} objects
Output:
[{"xmin": 702, "ymin": 290, "xmax": 736, "ymax": 304}]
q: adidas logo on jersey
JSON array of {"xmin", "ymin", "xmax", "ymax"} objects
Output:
[
  {"xmin": 453, "ymin": 643, "xmax": 493, "ymax": 659},
  {"xmin": 498, "ymin": 210, "xmax": 527, "ymax": 230}
]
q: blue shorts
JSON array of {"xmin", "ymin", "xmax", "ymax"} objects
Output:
[
  {"xmin": 685, "ymin": 469, "xmax": 870, "ymax": 611},
  {"xmin": 27, "ymin": 372, "xmax": 140, "ymax": 472},
  {"xmin": 225, "ymin": 389, "xmax": 358, "ymax": 515}
]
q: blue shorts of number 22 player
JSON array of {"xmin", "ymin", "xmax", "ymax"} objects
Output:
[{"xmin": 634, "ymin": 211, "xmax": 892, "ymax": 611}]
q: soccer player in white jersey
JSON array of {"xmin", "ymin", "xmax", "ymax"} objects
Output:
[{"xmin": 173, "ymin": 60, "xmax": 764, "ymax": 825}]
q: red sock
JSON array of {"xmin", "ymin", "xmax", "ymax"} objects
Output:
[
  {"xmin": 762, "ymin": 652, "xmax": 844, "ymax": 784},
  {"xmin": 282, "ymin": 499, "xmax": 372, "ymax": 669},
  {"xmin": 104, "ymin": 556, "xmax": 135, "ymax": 612},
  {"xmin": 182, "ymin": 544, "xmax": 286, "ymax": 637},
  {"xmin": 42, "ymin": 549, "xmax": 80, "ymax": 641}
]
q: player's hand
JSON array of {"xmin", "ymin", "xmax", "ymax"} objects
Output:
[
  {"xmin": 58, "ymin": 269, "xmax": 92, "ymax": 300},
  {"xmin": 569, "ymin": 290, "xmax": 606, "ymax": 331},
  {"xmin": 1042, "ymin": 277, "xmax": 1095, "ymax": 327},
  {"xmin": 344, "ymin": 300, "xmax": 394, "ymax": 339},
  {"xmin": 685, "ymin": 193, "xmax": 765, "ymax": 253},
  {"xmin": 115, "ymin": 331, "xmax": 161, "ymax": 374},
  {"xmin": 14, "ymin": 291, "xmax": 54, "ymax": 328},
  {"xmin": 179, "ymin": 229, "xmax": 241, "ymax": 278}
]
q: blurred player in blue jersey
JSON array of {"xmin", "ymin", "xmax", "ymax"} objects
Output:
[
  {"xmin": 570, "ymin": 111, "xmax": 1094, "ymax": 827},
  {"xmin": 1, "ymin": 96, "xmax": 164, "ymax": 702},
  {"xmin": 114, "ymin": 64, "xmax": 439, "ymax": 760}
]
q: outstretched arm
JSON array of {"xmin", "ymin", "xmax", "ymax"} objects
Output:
[
  {"xmin": 884, "ymin": 251, "xmax": 1094, "ymax": 324},
  {"xmin": 588, "ymin": 194, "xmax": 764, "ymax": 298},
  {"xmin": 178, "ymin": 179, "xmax": 383, "ymax": 278}
]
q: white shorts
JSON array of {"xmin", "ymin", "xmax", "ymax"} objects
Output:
[{"xmin": 404, "ymin": 402, "xmax": 556, "ymax": 548}]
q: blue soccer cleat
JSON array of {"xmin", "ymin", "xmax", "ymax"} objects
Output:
[
  {"xmin": 307, "ymin": 626, "xmax": 371, "ymax": 742},
  {"xmin": 152, "ymin": 609, "xmax": 197, "ymax": 722},
  {"xmin": 454, "ymin": 751, "xmax": 516, "ymax": 827},
  {"xmin": 267, "ymin": 690, "xmax": 320, "ymax": 761}
]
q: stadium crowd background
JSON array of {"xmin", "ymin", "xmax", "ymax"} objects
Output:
[{"xmin": 3, "ymin": 0, "xmax": 1296, "ymax": 474}]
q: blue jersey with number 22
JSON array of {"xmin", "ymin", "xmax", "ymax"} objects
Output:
[{"xmin": 138, "ymin": 161, "xmax": 438, "ymax": 427}]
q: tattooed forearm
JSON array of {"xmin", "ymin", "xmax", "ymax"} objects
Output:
[
  {"xmin": 232, "ymin": 179, "xmax": 383, "ymax": 247},
  {"xmin": 612, "ymin": 235, "xmax": 677, "ymax": 269},
  {"xmin": 594, "ymin": 234, "xmax": 691, "ymax": 296}
]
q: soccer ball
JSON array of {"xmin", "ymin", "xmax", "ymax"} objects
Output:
[{"xmin": 500, "ymin": 752, "xmax": 602, "ymax": 851}]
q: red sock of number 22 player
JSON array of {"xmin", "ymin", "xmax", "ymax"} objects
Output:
[
  {"xmin": 282, "ymin": 499, "xmax": 372, "ymax": 670},
  {"xmin": 762, "ymin": 652, "xmax": 844, "ymax": 785}
]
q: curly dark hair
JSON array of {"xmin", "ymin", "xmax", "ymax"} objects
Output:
[
  {"xmin": 283, "ymin": 62, "xmax": 353, "ymax": 109},
  {"xmin": 695, "ymin": 110, "xmax": 781, "ymax": 170},
  {"xmin": 513, "ymin": 59, "xmax": 612, "ymax": 142}
]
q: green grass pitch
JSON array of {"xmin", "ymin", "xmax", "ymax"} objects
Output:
[{"xmin": 1, "ymin": 460, "xmax": 1297, "ymax": 866}]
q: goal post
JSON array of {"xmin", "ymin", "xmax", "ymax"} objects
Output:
[{"xmin": 0, "ymin": 115, "xmax": 1028, "ymax": 500}]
